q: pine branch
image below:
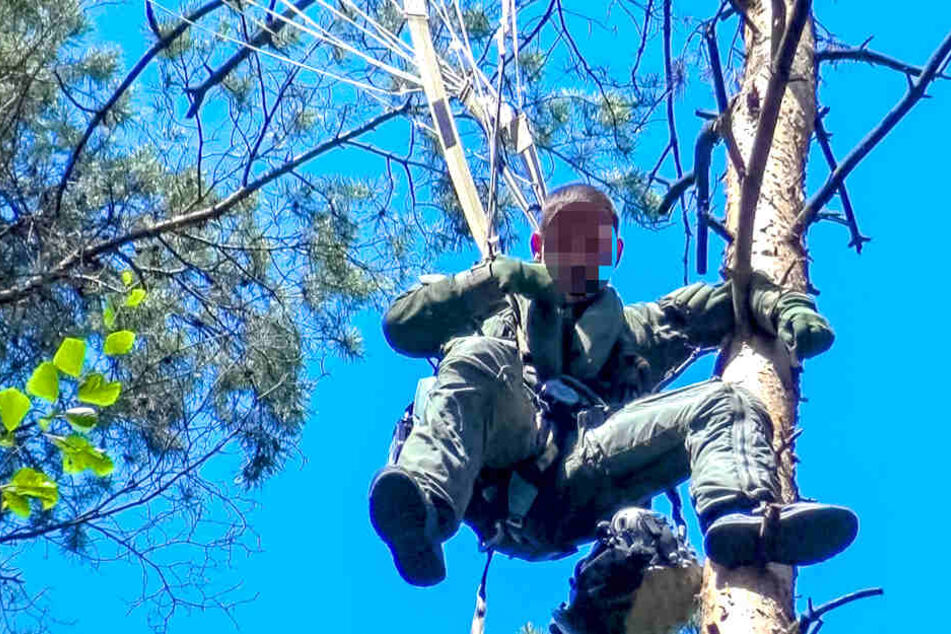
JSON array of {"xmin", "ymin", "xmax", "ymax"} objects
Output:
[
  {"xmin": 54, "ymin": 1, "xmax": 225, "ymax": 217},
  {"xmin": 794, "ymin": 28, "xmax": 951, "ymax": 234},
  {"xmin": 0, "ymin": 103, "xmax": 410, "ymax": 307}
]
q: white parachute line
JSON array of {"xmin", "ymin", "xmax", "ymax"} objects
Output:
[
  {"xmin": 297, "ymin": 0, "xmax": 417, "ymax": 63},
  {"xmin": 148, "ymin": 0, "xmax": 417, "ymax": 96},
  {"xmin": 237, "ymin": 0, "xmax": 422, "ymax": 86},
  {"xmin": 282, "ymin": 0, "xmax": 465, "ymax": 90},
  {"xmin": 410, "ymin": 0, "xmax": 468, "ymax": 89},
  {"xmin": 430, "ymin": 0, "xmax": 492, "ymax": 125},
  {"xmin": 509, "ymin": 0, "xmax": 523, "ymax": 109},
  {"xmin": 334, "ymin": 0, "xmax": 416, "ymax": 57},
  {"xmin": 450, "ymin": 0, "xmax": 489, "ymax": 93}
]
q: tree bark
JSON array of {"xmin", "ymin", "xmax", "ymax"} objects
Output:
[{"xmin": 700, "ymin": 1, "xmax": 815, "ymax": 633}]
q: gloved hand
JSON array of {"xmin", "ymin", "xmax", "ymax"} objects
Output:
[
  {"xmin": 777, "ymin": 299, "xmax": 835, "ymax": 360},
  {"xmin": 490, "ymin": 255, "xmax": 557, "ymax": 303}
]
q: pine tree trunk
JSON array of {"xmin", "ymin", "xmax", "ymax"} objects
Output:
[{"xmin": 699, "ymin": 1, "xmax": 816, "ymax": 633}]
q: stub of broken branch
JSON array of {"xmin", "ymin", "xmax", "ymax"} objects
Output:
[{"xmin": 797, "ymin": 587, "xmax": 884, "ymax": 634}]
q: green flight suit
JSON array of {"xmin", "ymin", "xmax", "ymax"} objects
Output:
[{"xmin": 383, "ymin": 263, "xmax": 805, "ymax": 559}]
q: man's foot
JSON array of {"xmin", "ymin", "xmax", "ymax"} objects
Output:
[
  {"xmin": 703, "ymin": 502, "xmax": 858, "ymax": 568},
  {"xmin": 369, "ymin": 466, "xmax": 446, "ymax": 586}
]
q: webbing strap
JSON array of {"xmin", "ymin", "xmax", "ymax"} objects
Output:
[{"xmin": 404, "ymin": 0, "xmax": 489, "ymax": 257}]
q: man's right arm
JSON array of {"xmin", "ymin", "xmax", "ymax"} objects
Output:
[
  {"xmin": 383, "ymin": 257, "xmax": 557, "ymax": 358},
  {"xmin": 383, "ymin": 264, "xmax": 504, "ymax": 358}
]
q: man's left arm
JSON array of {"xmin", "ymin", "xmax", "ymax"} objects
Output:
[{"xmin": 655, "ymin": 274, "xmax": 835, "ymax": 360}]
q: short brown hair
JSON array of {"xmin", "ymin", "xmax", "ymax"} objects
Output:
[{"xmin": 539, "ymin": 183, "xmax": 618, "ymax": 232}]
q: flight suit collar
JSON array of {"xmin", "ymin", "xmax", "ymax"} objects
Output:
[{"xmin": 516, "ymin": 286, "xmax": 624, "ymax": 382}]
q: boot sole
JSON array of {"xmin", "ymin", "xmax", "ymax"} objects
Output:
[
  {"xmin": 705, "ymin": 504, "xmax": 858, "ymax": 568},
  {"xmin": 369, "ymin": 469, "xmax": 446, "ymax": 586}
]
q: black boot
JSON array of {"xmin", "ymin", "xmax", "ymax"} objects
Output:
[
  {"xmin": 369, "ymin": 466, "xmax": 447, "ymax": 586},
  {"xmin": 702, "ymin": 502, "xmax": 858, "ymax": 568}
]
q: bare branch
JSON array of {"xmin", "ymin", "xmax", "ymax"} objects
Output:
[
  {"xmin": 731, "ymin": 0, "xmax": 811, "ymax": 331},
  {"xmin": 630, "ymin": 0, "xmax": 655, "ymax": 84},
  {"xmin": 813, "ymin": 109, "xmax": 870, "ymax": 252},
  {"xmin": 661, "ymin": 0, "xmax": 685, "ymax": 184},
  {"xmin": 693, "ymin": 121, "xmax": 718, "ymax": 274},
  {"xmin": 794, "ymin": 28, "xmax": 951, "ymax": 234},
  {"xmin": 817, "ymin": 44, "xmax": 951, "ymax": 80},
  {"xmin": 655, "ymin": 171, "xmax": 695, "ymax": 219}
]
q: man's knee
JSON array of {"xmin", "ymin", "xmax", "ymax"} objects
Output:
[
  {"xmin": 440, "ymin": 336, "xmax": 519, "ymax": 383},
  {"xmin": 693, "ymin": 381, "xmax": 773, "ymax": 429}
]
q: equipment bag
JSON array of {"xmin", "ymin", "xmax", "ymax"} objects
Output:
[{"xmin": 551, "ymin": 507, "xmax": 701, "ymax": 634}]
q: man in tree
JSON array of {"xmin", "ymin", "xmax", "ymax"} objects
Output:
[{"xmin": 369, "ymin": 183, "xmax": 857, "ymax": 586}]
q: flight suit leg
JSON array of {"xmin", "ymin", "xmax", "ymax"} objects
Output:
[
  {"xmin": 396, "ymin": 336, "xmax": 540, "ymax": 529},
  {"xmin": 546, "ymin": 379, "xmax": 779, "ymax": 547}
]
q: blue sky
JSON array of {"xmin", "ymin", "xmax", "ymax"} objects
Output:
[{"xmin": 17, "ymin": 1, "xmax": 951, "ymax": 633}]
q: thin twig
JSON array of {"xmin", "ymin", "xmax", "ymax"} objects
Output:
[
  {"xmin": 813, "ymin": 109, "xmax": 870, "ymax": 252},
  {"xmin": 817, "ymin": 45, "xmax": 951, "ymax": 80},
  {"xmin": 794, "ymin": 28, "xmax": 951, "ymax": 234}
]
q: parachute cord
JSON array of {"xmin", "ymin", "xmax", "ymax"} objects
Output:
[
  {"xmin": 510, "ymin": 0, "xmax": 523, "ymax": 109},
  {"xmin": 485, "ymin": 3, "xmax": 510, "ymax": 259}
]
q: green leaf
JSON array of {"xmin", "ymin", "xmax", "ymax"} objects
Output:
[
  {"xmin": 0, "ymin": 388, "xmax": 30, "ymax": 431},
  {"xmin": 0, "ymin": 431, "xmax": 15, "ymax": 448},
  {"xmin": 103, "ymin": 303, "xmax": 116, "ymax": 329},
  {"xmin": 1, "ymin": 490, "xmax": 29, "ymax": 518},
  {"xmin": 121, "ymin": 270, "xmax": 134, "ymax": 287},
  {"xmin": 125, "ymin": 288, "xmax": 146, "ymax": 307},
  {"xmin": 65, "ymin": 407, "xmax": 98, "ymax": 433},
  {"xmin": 103, "ymin": 330, "xmax": 136, "ymax": 356},
  {"xmin": 38, "ymin": 415, "xmax": 53, "ymax": 432},
  {"xmin": 26, "ymin": 362, "xmax": 59, "ymax": 402},
  {"xmin": 51, "ymin": 434, "xmax": 114, "ymax": 476},
  {"xmin": 2, "ymin": 467, "xmax": 59, "ymax": 514},
  {"xmin": 53, "ymin": 338, "xmax": 86, "ymax": 377},
  {"xmin": 77, "ymin": 374, "xmax": 121, "ymax": 407}
]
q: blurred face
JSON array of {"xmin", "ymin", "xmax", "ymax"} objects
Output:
[{"xmin": 535, "ymin": 203, "xmax": 621, "ymax": 303}]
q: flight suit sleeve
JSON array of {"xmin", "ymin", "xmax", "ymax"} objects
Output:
[
  {"xmin": 382, "ymin": 263, "xmax": 510, "ymax": 358},
  {"xmin": 623, "ymin": 274, "xmax": 820, "ymax": 381}
]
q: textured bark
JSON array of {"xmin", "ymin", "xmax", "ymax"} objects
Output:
[{"xmin": 700, "ymin": 1, "xmax": 816, "ymax": 633}]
